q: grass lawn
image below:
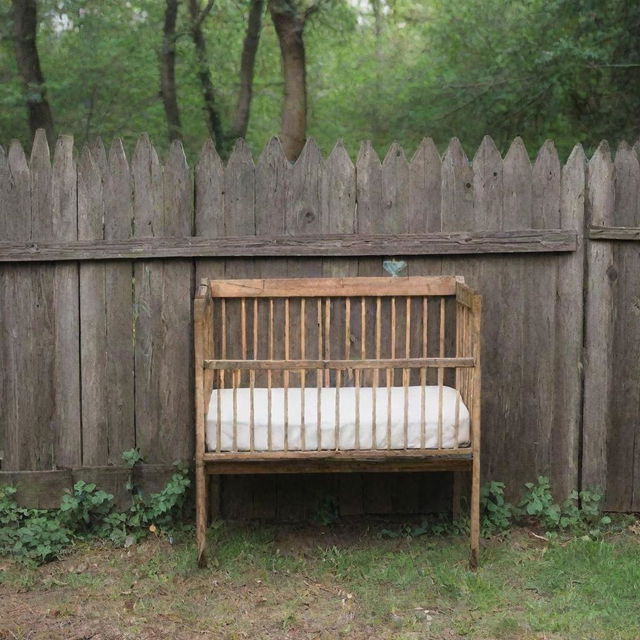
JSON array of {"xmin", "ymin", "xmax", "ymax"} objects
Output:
[{"xmin": 1, "ymin": 523, "xmax": 639, "ymax": 639}]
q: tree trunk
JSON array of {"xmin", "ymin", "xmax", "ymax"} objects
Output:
[
  {"xmin": 12, "ymin": 0, "xmax": 55, "ymax": 146},
  {"xmin": 160, "ymin": 0, "xmax": 182, "ymax": 141},
  {"xmin": 228, "ymin": 0, "xmax": 264, "ymax": 144},
  {"xmin": 188, "ymin": 0, "xmax": 225, "ymax": 148},
  {"xmin": 269, "ymin": 0, "xmax": 307, "ymax": 161}
]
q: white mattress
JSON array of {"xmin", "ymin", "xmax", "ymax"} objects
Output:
[{"xmin": 206, "ymin": 386, "xmax": 469, "ymax": 451}]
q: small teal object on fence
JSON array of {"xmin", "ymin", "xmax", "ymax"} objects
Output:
[{"xmin": 383, "ymin": 259, "xmax": 407, "ymax": 277}]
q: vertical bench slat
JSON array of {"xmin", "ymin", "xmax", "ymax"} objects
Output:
[
  {"xmin": 421, "ymin": 298, "xmax": 428, "ymax": 449},
  {"xmin": 268, "ymin": 299, "xmax": 274, "ymax": 451},
  {"xmin": 316, "ymin": 298, "xmax": 322, "ymax": 450},
  {"xmin": 300, "ymin": 298, "xmax": 306, "ymax": 451},
  {"xmin": 404, "ymin": 297, "xmax": 410, "ymax": 450},
  {"xmin": 438, "ymin": 298, "xmax": 445, "ymax": 448},
  {"xmin": 387, "ymin": 298, "xmax": 396, "ymax": 449},
  {"xmin": 374, "ymin": 297, "xmax": 382, "ymax": 449},
  {"xmin": 284, "ymin": 298, "xmax": 290, "ymax": 451}
]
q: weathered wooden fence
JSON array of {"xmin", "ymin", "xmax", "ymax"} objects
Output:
[{"xmin": 0, "ymin": 130, "xmax": 638, "ymax": 514}]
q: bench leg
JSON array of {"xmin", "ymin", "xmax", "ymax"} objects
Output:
[
  {"xmin": 469, "ymin": 458, "xmax": 480, "ymax": 571},
  {"xmin": 196, "ymin": 462, "xmax": 208, "ymax": 568}
]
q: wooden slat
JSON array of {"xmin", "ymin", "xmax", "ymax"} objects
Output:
[
  {"xmin": 204, "ymin": 357, "xmax": 475, "ymax": 371},
  {"xmin": 528, "ymin": 140, "xmax": 562, "ymax": 489},
  {"xmin": 80, "ymin": 138, "xmax": 135, "ymax": 466},
  {"xmin": 322, "ymin": 141, "xmax": 357, "ymax": 280},
  {"xmin": 554, "ymin": 143, "xmax": 586, "ymax": 500},
  {"xmin": 495, "ymin": 137, "xmax": 531, "ymax": 497},
  {"xmin": 209, "ymin": 275, "xmax": 459, "ymax": 298},
  {"xmin": 603, "ymin": 142, "xmax": 640, "ymax": 510},
  {"xmin": 0, "ymin": 229, "xmax": 578, "ymax": 262},
  {"xmin": 589, "ymin": 225, "xmax": 640, "ymax": 240},
  {"xmin": 0, "ymin": 140, "xmax": 35, "ymax": 470},
  {"xmin": 207, "ymin": 458, "xmax": 472, "ymax": 475},
  {"xmin": 133, "ymin": 137, "xmax": 193, "ymax": 463},
  {"xmin": 582, "ymin": 141, "xmax": 616, "ymax": 493},
  {"xmin": 204, "ymin": 449, "xmax": 473, "ymax": 462},
  {"xmin": 51, "ymin": 135, "xmax": 82, "ymax": 468}
]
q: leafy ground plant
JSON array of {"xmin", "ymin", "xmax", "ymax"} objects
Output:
[
  {"xmin": 0, "ymin": 451, "xmax": 191, "ymax": 565},
  {"xmin": 518, "ymin": 476, "xmax": 612, "ymax": 535}
]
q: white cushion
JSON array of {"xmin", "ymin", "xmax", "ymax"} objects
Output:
[{"xmin": 206, "ymin": 385, "xmax": 470, "ymax": 451}]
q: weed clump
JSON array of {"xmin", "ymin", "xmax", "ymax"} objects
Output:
[{"xmin": 0, "ymin": 449, "xmax": 191, "ymax": 565}]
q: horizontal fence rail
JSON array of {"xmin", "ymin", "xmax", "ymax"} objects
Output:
[
  {"xmin": 588, "ymin": 225, "xmax": 640, "ymax": 241},
  {"xmin": 0, "ymin": 229, "xmax": 577, "ymax": 262}
]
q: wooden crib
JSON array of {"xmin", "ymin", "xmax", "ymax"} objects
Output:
[{"xmin": 194, "ymin": 275, "xmax": 482, "ymax": 568}]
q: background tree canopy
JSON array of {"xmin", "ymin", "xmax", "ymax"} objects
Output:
[{"xmin": 1, "ymin": 0, "xmax": 639, "ymax": 161}]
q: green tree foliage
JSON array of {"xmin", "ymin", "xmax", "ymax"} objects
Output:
[{"xmin": 0, "ymin": 0, "xmax": 638, "ymax": 159}]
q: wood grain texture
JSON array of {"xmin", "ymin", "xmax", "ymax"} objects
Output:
[
  {"xmin": 41, "ymin": 133, "xmax": 81, "ymax": 469},
  {"xmin": 221, "ymin": 139, "xmax": 263, "ymax": 519},
  {"xmin": 210, "ymin": 275, "xmax": 459, "ymax": 297},
  {"xmin": 582, "ymin": 141, "xmax": 616, "ymax": 493},
  {"xmin": 497, "ymin": 138, "xmax": 531, "ymax": 498},
  {"xmin": 0, "ymin": 229, "xmax": 577, "ymax": 261},
  {"xmin": 554, "ymin": 144, "xmax": 585, "ymax": 500},
  {"xmin": 0, "ymin": 141, "xmax": 33, "ymax": 470},
  {"xmin": 79, "ymin": 139, "xmax": 136, "ymax": 465},
  {"xmin": 440, "ymin": 138, "xmax": 474, "ymax": 511},
  {"xmin": 355, "ymin": 142, "xmax": 390, "ymax": 512},
  {"xmin": 193, "ymin": 138, "xmax": 226, "ymax": 518},
  {"xmin": 606, "ymin": 142, "xmax": 640, "ymax": 510},
  {"xmin": 469, "ymin": 136, "xmax": 502, "ymax": 490},
  {"xmin": 589, "ymin": 225, "xmax": 640, "ymax": 240},
  {"xmin": 133, "ymin": 137, "xmax": 193, "ymax": 463},
  {"xmin": 528, "ymin": 140, "xmax": 561, "ymax": 493}
]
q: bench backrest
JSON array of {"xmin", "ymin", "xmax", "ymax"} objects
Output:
[{"xmin": 194, "ymin": 275, "xmax": 481, "ymax": 453}]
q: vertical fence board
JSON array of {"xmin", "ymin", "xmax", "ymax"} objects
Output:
[
  {"xmin": 555, "ymin": 144, "xmax": 585, "ymax": 499},
  {"xmin": 287, "ymin": 138, "xmax": 324, "ymax": 278},
  {"xmin": 194, "ymin": 139, "xmax": 225, "ymax": 517},
  {"xmin": 133, "ymin": 137, "xmax": 193, "ymax": 463},
  {"xmin": 323, "ymin": 140, "xmax": 356, "ymax": 278},
  {"xmin": 356, "ymin": 142, "xmax": 392, "ymax": 513},
  {"xmin": 470, "ymin": 136, "xmax": 503, "ymax": 485},
  {"xmin": 27, "ymin": 133, "xmax": 56, "ymax": 470},
  {"xmin": 277, "ymin": 138, "xmax": 330, "ymax": 518},
  {"xmin": 528, "ymin": 141, "xmax": 562, "ymax": 490},
  {"xmin": 79, "ymin": 139, "xmax": 136, "ymax": 466},
  {"xmin": 50, "ymin": 135, "xmax": 81, "ymax": 468},
  {"xmin": 496, "ymin": 137, "xmax": 531, "ymax": 497},
  {"xmin": 194, "ymin": 138, "xmax": 225, "ymax": 282},
  {"xmin": 0, "ymin": 141, "xmax": 33, "ymax": 470},
  {"xmin": 582, "ymin": 142, "xmax": 615, "ymax": 494},
  {"xmin": 251, "ymin": 137, "xmax": 290, "ymax": 518},
  {"xmin": 606, "ymin": 143, "xmax": 640, "ymax": 510},
  {"xmin": 440, "ymin": 138, "xmax": 475, "ymax": 510},
  {"xmin": 104, "ymin": 140, "xmax": 136, "ymax": 461},
  {"xmin": 409, "ymin": 138, "xmax": 442, "ymax": 234},
  {"xmin": 323, "ymin": 141, "xmax": 361, "ymax": 513},
  {"xmin": 221, "ymin": 139, "xmax": 257, "ymax": 519},
  {"xmin": 78, "ymin": 145, "xmax": 108, "ymax": 465}
]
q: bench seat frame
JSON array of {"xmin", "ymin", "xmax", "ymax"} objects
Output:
[{"xmin": 194, "ymin": 275, "xmax": 482, "ymax": 568}]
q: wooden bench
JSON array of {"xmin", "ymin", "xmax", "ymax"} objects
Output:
[{"xmin": 194, "ymin": 275, "xmax": 482, "ymax": 568}]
